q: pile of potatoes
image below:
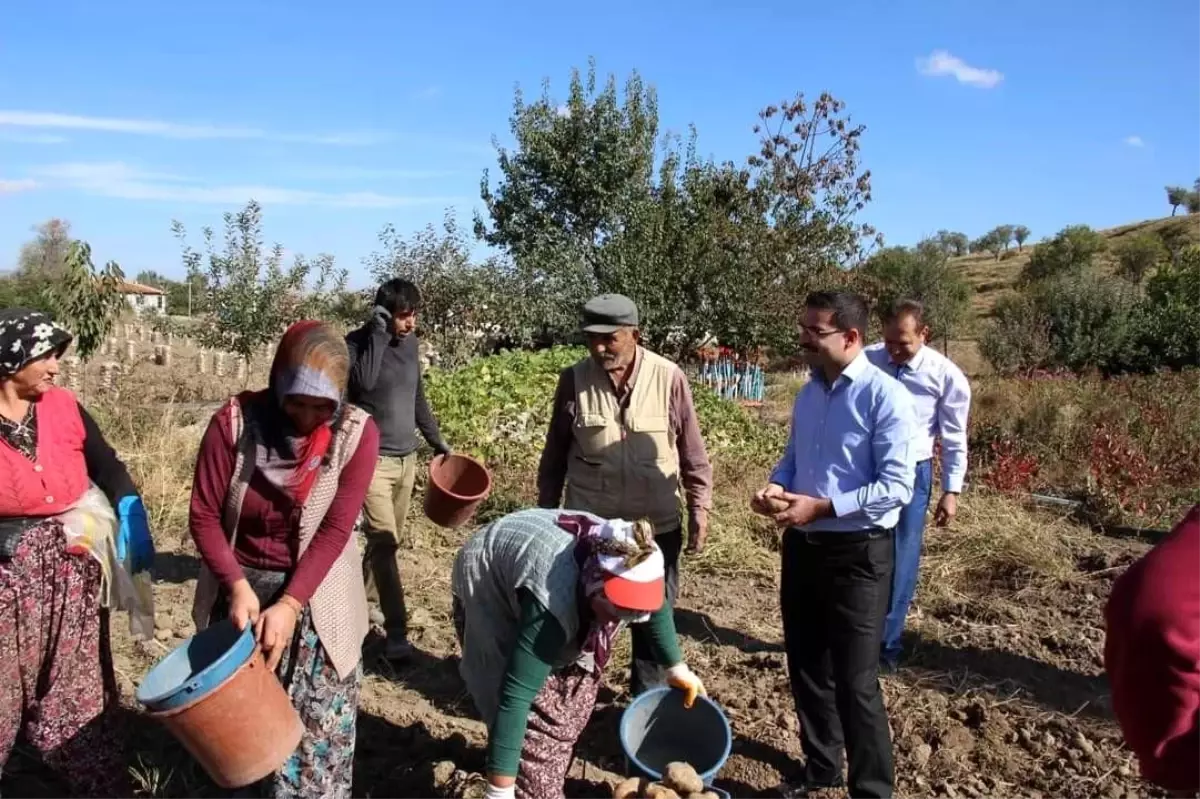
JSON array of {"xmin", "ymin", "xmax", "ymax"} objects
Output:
[{"xmin": 612, "ymin": 762, "xmax": 720, "ymax": 799}]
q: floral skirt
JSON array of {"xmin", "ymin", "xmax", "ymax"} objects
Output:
[
  {"xmin": 212, "ymin": 568, "xmax": 361, "ymax": 799},
  {"xmin": 0, "ymin": 519, "xmax": 127, "ymax": 797},
  {"xmin": 515, "ymin": 665, "xmax": 602, "ymax": 799},
  {"xmin": 453, "ymin": 596, "xmax": 602, "ymax": 799}
]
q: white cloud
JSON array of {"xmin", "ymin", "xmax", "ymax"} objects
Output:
[
  {"xmin": 26, "ymin": 161, "xmax": 465, "ymax": 208},
  {"xmin": 0, "ymin": 178, "xmax": 37, "ymax": 194},
  {"xmin": 916, "ymin": 50, "xmax": 1004, "ymax": 89},
  {"xmin": 1123, "ymin": 135, "xmax": 1145, "ymax": 148},
  {"xmin": 0, "ymin": 131, "xmax": 68, "ymax": 144},
  {"xmin": 0, "ymin": 110, "xmax": 388, "ymax": 146},
  {"xmin": 555, "ymin": 104, "xmax": 571, "ymax": 118}
]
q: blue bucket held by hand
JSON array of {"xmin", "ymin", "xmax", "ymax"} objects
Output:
[{"xmin": 619, "ymin": 686, "xmax": 733, "ymax": 793}]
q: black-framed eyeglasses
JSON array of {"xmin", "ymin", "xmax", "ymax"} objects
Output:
[{"xmin": 799, "ymin": 325, "xmax": 845, "ymax": 339}]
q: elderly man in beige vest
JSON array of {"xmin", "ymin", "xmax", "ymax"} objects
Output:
[{"xmin": 537, "ymin": 293, "xmax": 713, "ymax": 696}]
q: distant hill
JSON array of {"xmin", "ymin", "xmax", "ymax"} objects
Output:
[
  {"xmin": 954, "ymin": 216, "xmax": 1200, "ymax": 325},
  {"xmin": 945, "ymin": 216, "xmax": 1200, "ymax": 377}
]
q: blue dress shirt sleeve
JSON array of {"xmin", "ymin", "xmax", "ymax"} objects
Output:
[{"xmin": 830, "ymin": 386, "xmax": 917, "ymax": 523}]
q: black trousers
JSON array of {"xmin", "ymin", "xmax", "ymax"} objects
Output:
[
  {"xmin": 630, "ymin": 528, "xmax": 683, "ymax": 696},
  {"xmin": 780, "ymin": 527, "xmax": 895, "ymax": 799}
]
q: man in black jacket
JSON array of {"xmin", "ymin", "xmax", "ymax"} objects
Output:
[{"xmin": 346, "ymin": 278, "xmax": 451, "ymax": 661}]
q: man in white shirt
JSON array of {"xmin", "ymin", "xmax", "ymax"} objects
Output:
[{"xmin": 865, "ymin": 299, "xmax": 972, "ymax": 670}]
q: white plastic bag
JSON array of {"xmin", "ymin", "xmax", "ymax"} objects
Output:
[{"xmin": 59, "ymin": 484, "xmax": 156, "ymax": 641}]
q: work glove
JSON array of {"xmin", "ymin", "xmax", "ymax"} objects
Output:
[
  {"xmin": 433, "ymin": 440, "xmax": 453, "ymax": 457},
  {"xmin": 666, "ymin": 662, "xmax": 707, "ymax": 709},
  {"xmin": 116, "ymin": 495, "xmax": 155, "ymax": 573},
  {"xmin": 484, "ymin": 782, "xmax": 515, "ymax": 799}
]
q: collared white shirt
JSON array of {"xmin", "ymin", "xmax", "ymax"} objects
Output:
[{"xmin": 864, "ymin": 342, "xmax": 972, "ymax": 493}]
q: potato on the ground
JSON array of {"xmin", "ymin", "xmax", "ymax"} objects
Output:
[
  {"xmin": 612, "ymin": 776, "xmax": 644, "ymax": 799},
  {"xmin": 663, "ymin": 762, "xmax": 704, "ymax": 796},
  {"xmin": 643, "ymin": 783, "xmax": 681, "ymax": 799}
]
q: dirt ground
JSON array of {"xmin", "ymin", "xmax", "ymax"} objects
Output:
[{"xmin": 2, "ymin": 511, "xmax": 1161, "ymax": 799}]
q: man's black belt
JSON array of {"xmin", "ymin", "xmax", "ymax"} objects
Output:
[{"xmin": 788, "ymin": 526, "xmax": 892, "ymax": 545}]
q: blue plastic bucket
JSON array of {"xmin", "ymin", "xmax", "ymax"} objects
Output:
[
  {"xmin": 136, "ymin": 619, "xmax": 256, "ymax": 712},
  {"xmin": 619, "ymin": 687, "xmax": 733, "ymax": 789}
]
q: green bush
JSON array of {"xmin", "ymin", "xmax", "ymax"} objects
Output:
[
  {"xmin": 1115, "ymin": 232, "xmax": 1167, "ymax": 284},
  {"xmin": 983, "ymin": 245, "xmax": 1199, "ymax": 375},
  {"xmin": 1130, "ymin": 245, "xmax": 1200, "ymax": 369},
  {"xmin": 981, "ymin": 275, "xmax": 1138, "ymax": 375},
  {"xmin": 1019, "ymin": 225, "xmax": 1107, "ymax": 285},
  {"xmin": 978, "ymin": 293, "xmax": 1052, "ymax": 375}
]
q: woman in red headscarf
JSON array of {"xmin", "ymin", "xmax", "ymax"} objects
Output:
[
  {"xmin": 189, "ymin": 321, "xmax": 380, "ymax": 799},
  {"xmin": 1104, "ymin": 504, "xmax": 1200, "ymax": 796}
]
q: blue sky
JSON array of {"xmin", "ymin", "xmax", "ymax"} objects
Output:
[{"xmin": 1, "ymin": 0, "xmax": 1197, "ymax": 286}]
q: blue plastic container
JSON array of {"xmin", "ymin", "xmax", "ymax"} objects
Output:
[
  {"xmin": 136, "ymin": 619, "xmax": 256, "ymax": 712},
  {"xmin": 619, "ymin": 687, "xmax": 733, "ymax": 792}
]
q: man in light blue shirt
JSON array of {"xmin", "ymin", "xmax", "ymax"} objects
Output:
[
  {"xmin": 753, "ymin": 290, "xmax": 915, "ymax": 799},
  {"xmin": 866, "ymin": 298, "xmax": 973, "ymax": 670}
]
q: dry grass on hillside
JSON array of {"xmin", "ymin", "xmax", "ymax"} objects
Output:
[{"xmin": 954, "ymin": 215, "xmax": 1200, "ymax": 323}]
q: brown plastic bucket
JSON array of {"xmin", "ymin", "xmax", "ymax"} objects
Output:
[
  {"xmin": 147, "ymin": 645, "xmax": 304, "ymax": 788},
  {"xmin": 424, "ymin": 452, "xmax": 492, "ymax": 528}
]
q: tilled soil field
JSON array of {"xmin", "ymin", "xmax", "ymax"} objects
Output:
[{"xmin": 3, "ymin": 508, "xmax": 1161, "ymax": 799}]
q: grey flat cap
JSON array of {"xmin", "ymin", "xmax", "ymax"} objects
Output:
[{"xmin": 580, "ymin": 293, "xmax": 639, "ymax": 333}]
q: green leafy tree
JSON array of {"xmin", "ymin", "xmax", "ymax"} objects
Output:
[
  {"xmin": 1188, "ymin": 191, "xmax": 1200, "ymax": 215},
  {"xmin": 1166, "ymin": 186, "xmax": 1189, "ymax": 216},
  {"xmin": 982, "ymin": 230, "xmax": 1006, "ymax": 261},
  {"xmin": 942, "ymin": 231, "xmax": 970, "ymax": 257},
  {"xmin": 1115, "ymin": 232, "xmax": 1167, "ymax": 283},
  {"xmin": 863, "ymin": 240, "xmax": 972, "ymax": 341},
  {"xmin": 475, "ymin": 60, "xmax": 879, "ymax": 356},
  {"xmin": 0, "ymin": 273, "xmax": 55, "ymax": 312},
  {"xmin": 174, "ymin": 200, "xmax": 345, "ymax": 371},
  {"xmin": 993, "ymin": 225, "xmax": 1015, "ymax": 251},
  {"xmin": 18, "ymin": 219, "xmax": 73, "ymax": 278},
  {"xmin": 2, "ymin": 219, "xmax": 72, "ymax": 311},
  {"xmin": 1020, "ymin": 224, "xmax": 1107, "ymax": 285},
  {"xmin": 48, "ymin": 241, "xmax": 126, "ymax": 367},
  {"xmin": 930, "ymin": 230, "xmax": 969, "ymax": 257},
  {"xmin": 475, "ymin": 58, "xmax": 658, "ymax": 329},
  {"xmin": 135, "ymin": 270, "xmax": 169, "ymax": 286},
  {"xmin": 367, "ymin": 211, "xmax": 524, "ymax": 366},
  {"xmin": 1013, "ymin": 225, "xmax": 1031, "ymax": 251}
]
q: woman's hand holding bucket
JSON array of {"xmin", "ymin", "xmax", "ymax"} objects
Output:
[
  {"xmin": 255, "ymin": 597, "xmax": 300, "ymax": 671},
  {"xmin": 228, "ymin": 579, "xmax": 261, "ymax": 631}
]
